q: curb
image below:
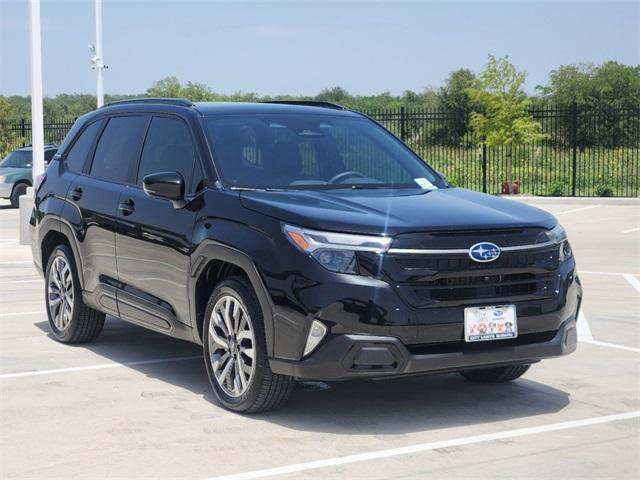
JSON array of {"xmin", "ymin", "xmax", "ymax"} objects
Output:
[{"xmin": 500, "ymin": 196, "xmax": 640, "ymax": 206}]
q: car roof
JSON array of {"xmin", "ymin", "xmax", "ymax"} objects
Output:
[
  {"xmin": 99, "ymin": 99, "xmax": 361, "ymax": 118},
  {"xmin": 15, "ymin": 145, "xmax": 58, "ymax": 152},
  {"xmin": 192, "ymin": 102, "xmax": 360, "ymax": 117}
]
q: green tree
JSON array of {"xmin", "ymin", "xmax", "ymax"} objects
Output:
[
  {"xmin": 467, "ymin": 55, "xmax": 547, "ymax": 194},
  {"xmin": 432, "ymin": 68, "xmax": 478, "ymax": 145},
  {"xmin": 541, "ymin": 61, "xmax": 640, "ymax": 108},
  {"xmin": 439, "ymin": 68, "xmax": 477, "ymax": 111},
  {"xmin": 0, "ymin": 98, "xmax": 21, "ymax": 156},
  {"xmin": 146, "ymin": 76, "xmax": 184, "ymax": 98}
]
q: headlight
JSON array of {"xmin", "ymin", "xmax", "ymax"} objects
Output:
[
  {"xmin": 283, "ymin": 224, "xmax": 391, "ymax": 274},
  {"xmin": 0, "ymin": 175, "xmax": 6, "ymax": 183},
  {"xmin": 545, "ymin": 223, "xmax": 572, "ymax": 261},
  {"xmin": 545, "ymin": 223, "xmax": 567, "ymax": 243}
]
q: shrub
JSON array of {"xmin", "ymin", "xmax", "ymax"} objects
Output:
[
  {"xmin": 595, "ymin": 184, "xmax": 615, "ymax": 197},
  {"xmin": 548, "ymin": 181, "xmax": 568, "ymax": 196}
]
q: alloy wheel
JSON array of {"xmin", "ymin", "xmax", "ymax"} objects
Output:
[
  {"xmin": 48, "ymin": 256, "xmax": 74, "ymax": 331},
  {"xmin": 208, "ymin": 295, "xmax": 256, "ymax": 397}
]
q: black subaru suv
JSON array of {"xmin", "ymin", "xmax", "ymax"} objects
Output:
[{"xmin": 30, "ymin": 99, "xmax": 581, "ymax": 412}]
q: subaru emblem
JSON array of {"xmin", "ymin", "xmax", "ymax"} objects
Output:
[{"xmin": 469, "ymin": 242, "xmax": 501, "ymax": 263}]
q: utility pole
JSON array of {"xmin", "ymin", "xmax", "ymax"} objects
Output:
[
  {"xmin": 28, "ymin": 0, "xmax": 44, "ymax": 179},
  {"xmin": 22, "ymin": 0, "xmax": 45, "ymax": 244},
  {"xmin": 90, "ymin": 0, "xmax": 106, "ymax": 107}
]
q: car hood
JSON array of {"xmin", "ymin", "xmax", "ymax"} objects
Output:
[
  {"xmin": 240, "ymin": 187, "xmax": 556, "ymax": 235},
  {"xmin": 0, "ymin": 167, "xmax": 30, "ymax": 179}
]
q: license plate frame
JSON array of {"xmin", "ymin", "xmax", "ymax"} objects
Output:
[{"xmin": 464, "ymin": 305, "xmax": 517, "ymax": 342}]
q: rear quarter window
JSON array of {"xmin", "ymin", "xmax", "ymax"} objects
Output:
[{"xmin": 65, "ymin": 121, "xmax": 102, "ymax": 173}]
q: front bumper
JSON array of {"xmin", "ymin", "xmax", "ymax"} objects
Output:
[
  {"xmin": 270, "ymin": 317, "xmax": 577, "ymax": 381},
  {"xmin": 0, "ymin": 182, "xmax": 13, "ymax": 198}
]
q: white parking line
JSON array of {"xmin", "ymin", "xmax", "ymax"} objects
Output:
[
  {"xmin": 577, "ymin": 310, "xmax": 639, "ymax": 352},
  {"xmin": 204, "ymin": 411, "xmax": 640, "ymax": 480},
  {"xmin": 0, "ymin": 310, "xmax": 46, "ymax": 317},
  {"xmin": 621, "ymin": 227, "xmax": 640, "ymax": 234},
  {"xmin": 622, "ymin": 274, "xmax": 640, "ymax": 294},
  {"xmin": 581, "ymin": 339, "xmax": 640, "ymax": 354},
  {"xmin": 0, "ymin": 278, "xmax": 42, "ymax": 285},
  {"xmin": 580, "ymin": 270, "xmax": 640, "ymax": 276},
  {"xmin": 0, "ymin": 355, "xmax": 202, "ymax": 380},
  {"xmin": 576, "ymin": 310, "xmax": 593, "ymax": 341},
  {"xmin": 552, "ymin": 205, "xmax": 600, "ymax": 216},
  {"xmin": 0, "ymin": 260, "xmax": 34, "ymax": 265}
]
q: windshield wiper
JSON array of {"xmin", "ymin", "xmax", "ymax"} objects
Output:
[
  {"xmin": 309, "ymin": 184, "xmax": 409, "ymax": 190},
  {"xmin": 229, "ymin": 186, "xmax": 287, "ymax": 192}
]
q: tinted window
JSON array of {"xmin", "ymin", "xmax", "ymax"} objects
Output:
[
  {"xmin": 66, "ymin": 121, "xmax": 102, "ymax": 172},
  {"xmin": 137, "ymin": 117, "xmax": 197, "ymax": 191},
  {"xmin": 90, "ymin": 116, "xmax": 147, "ymax": 183},
  {"xmin": 0, "ymin": 151, "xmax": 31, "ymax": 168},
  {"xmin": 205, "ymin": 115, "xmax": 441, "ymax": 190},
  {"xmin": 45, "ymin": 149, "xmax": 57, "ymax": 163}
]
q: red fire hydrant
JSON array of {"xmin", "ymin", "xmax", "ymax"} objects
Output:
[{"xmin": 501, "ymin": 181, "xmax": 520, "ymax": 194}]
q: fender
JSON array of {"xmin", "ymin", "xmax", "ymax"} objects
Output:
[
  {"xmin": 34, "ymin": 209, "xmax": 86, "ymax": 289},
  {"xmin": 189, "ymin": 240, "xmax": 276, "ymax": 355}
]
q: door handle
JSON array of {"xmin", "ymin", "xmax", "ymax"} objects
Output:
[
  {"xmin": 119, "ymin": 198, "xmax": 135, "ymax": 216},
  {"xmin": 71, "ymin": 187, "xmax": 83, "ymax": 201}
]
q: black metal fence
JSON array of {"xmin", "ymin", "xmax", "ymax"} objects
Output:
[
  {"xmin": 2, "ymin": 105, "xmax": 639, "ymax": 197},
  {"xmin": 367, "ymin": 106, "xmax": 639, "ymax": 197}
]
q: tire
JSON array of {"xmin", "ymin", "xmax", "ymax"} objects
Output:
[
  {"xmin": 203, "ymin": 276, "xmax": 294, "ymax": 413},
  {"xmin": 459, "ymin": 364, "xmax": 530, "ymax": 383},
  {"xmin": 45, "ymin": 245, "xmax": 105, "ymax": 344},
  {"xmin": 10, "ymin": 183, "xmax": 28, "ymax": 208}
]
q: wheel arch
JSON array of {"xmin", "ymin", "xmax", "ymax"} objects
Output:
[
  {"xmin": 190, "ymin": 241, "xmax": 275, "ymax": 355},
  {"xmin": 39, "ymin": 217, "xmax": 85, "ymax": 289}
]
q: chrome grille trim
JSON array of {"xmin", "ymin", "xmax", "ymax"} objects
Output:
[{"xmin": 387, "ymin": 239, "xmax": 557, "ymax": 255}]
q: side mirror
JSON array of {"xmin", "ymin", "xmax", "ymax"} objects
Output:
[{"xmin": 143, "ymin": 171, "xmax": 185, "ymax": 207}]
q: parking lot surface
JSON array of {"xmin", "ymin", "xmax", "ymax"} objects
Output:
[{"xmin": 1, "ymin": 197, "xmax": 638, "ymax": 479}]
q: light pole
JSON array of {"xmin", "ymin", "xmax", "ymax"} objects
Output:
[
  {"xmin": 21, "ymin": 0, "xmax": 45, "ymax": 244},
  {"xmin": 90, "ymin": 0, "xmax": 107, "ymax": 107}
]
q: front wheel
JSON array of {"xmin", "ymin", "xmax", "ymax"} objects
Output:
[
  {"xmin": 459, "ymin": 364, "xmax": 530, "ymax": 383},
  {"xmin": 203, "ymin": 277, "xmax": 294, "ymax": 413},
  {"xmin": 10, "ymin": 183, "xmax": 28, "ymax": 208}
]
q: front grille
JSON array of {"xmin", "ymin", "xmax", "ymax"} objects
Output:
[
  {"xmin": 358, "ymin": 243, "xmax": 561, "ymax": 308},
  {"xmin": 401, "ymin": 272, "xmax": 558, "ymax": 307},
  {"xmin": 392, "ymin": 248, "xmax": 559, "ymax": 276}
]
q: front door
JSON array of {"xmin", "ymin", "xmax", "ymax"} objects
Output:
[{"xmin": 115, "ymin": 115, "xmax": 204, "ymax": 330}]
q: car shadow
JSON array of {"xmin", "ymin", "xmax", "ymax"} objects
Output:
[{"xmin": 34, "ymin": 317, "xmax": 570, "ymax": 435}]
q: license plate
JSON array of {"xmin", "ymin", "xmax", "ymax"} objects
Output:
[{"xmin": 464, "ymin": 305, "xmax": 517, "ymax": 342}]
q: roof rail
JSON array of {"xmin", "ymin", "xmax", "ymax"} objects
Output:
[
  {"xmin": 260, "ymin": 100, "xmax": 345, "ymax": 111},
  {"xmin": 103, "ymin": 98, "xmax": 195, "ymax": 108}
]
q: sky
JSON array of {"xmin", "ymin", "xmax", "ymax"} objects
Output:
[{"xmin": 0, "ymin": 0, "xmax": 638, "ymax": 97}]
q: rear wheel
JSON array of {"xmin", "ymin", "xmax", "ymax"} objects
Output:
[
  {"xmin": 10, "ymin": 183, "xmax": 28, "ymax": 208},
  {"xmin": 459, "ymin": 364, "xmax": 530, "ymax": 383},
  {"xmin": 45, "ymin": 245, "xmax": 105, "ymax": 343},
  {"xmin": 203, "ymin": 277, "xmax": 294, "ymax": 413}
]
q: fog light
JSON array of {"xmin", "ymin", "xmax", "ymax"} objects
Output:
[{"xmin": 303, "ymin": 320, "xmax": 328, "ymax": 357}]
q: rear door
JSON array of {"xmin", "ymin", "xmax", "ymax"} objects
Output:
[
  {"xmin": 115, "ymin": 114, "xmax": 204, "ymax": 330},
  {"xmin": 66, "ymin": 115, "xmax": 148, "ymax": 307}
]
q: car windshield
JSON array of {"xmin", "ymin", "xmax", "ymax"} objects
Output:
[
  {"xmin": 0, "ymin": 150, "xmax": 32, "ymax": 168},
  {"xmin": 204, "ymin": 114, "xmax": 443, "ymax": 190}
]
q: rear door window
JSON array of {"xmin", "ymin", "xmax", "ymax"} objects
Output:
[{"xmin": 90, "ymin": 116, "xmax": 148, "ymax": 183}]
